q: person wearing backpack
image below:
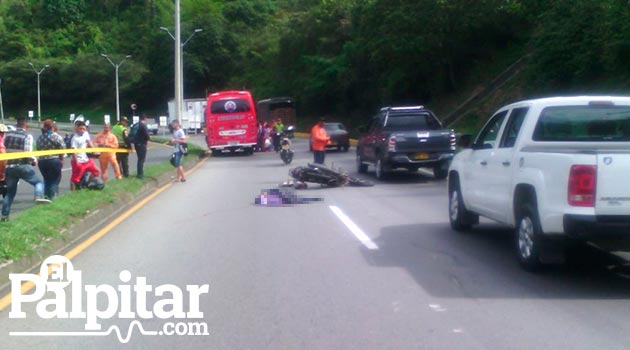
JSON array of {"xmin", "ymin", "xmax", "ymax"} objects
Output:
[
  {"xmin": 132, "ymin": 115, "xmax": 151, "ymax": 179},
  {"xmin": 169, "ymin": 120, "xmax": 187, "ymax": 182}
]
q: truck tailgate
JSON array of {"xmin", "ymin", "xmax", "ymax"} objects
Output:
[
  {"xmin": 393, "ymin": 130, "xmax": 452, "ymax": 152},
  {"xmin": 596, "ymin": 153, "xmax": 630, "ymax": 215}
]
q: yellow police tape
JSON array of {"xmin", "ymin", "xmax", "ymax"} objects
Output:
[{"xmin": 0, "ymin": 148, "xmax": 131, "ymax": 161}]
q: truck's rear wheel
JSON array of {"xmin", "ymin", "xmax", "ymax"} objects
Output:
[
  {"xmin": 356, "ymin": 154, "xmax": 368, "ymax": 174},
  {"xmin": 375, "ymin": 157, "xmax": 387, "ymax": 180},
  {"xmin": 433, "ymin": 164, "xmax": 448, "ymax": 180},
  {"xmin": 516, "ymin": 204, "xmax": 544, "ymax": 271}
]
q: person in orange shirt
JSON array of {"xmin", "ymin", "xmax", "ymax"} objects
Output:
[
  {"xmin": 310, "ymin": 118, "xmax": 330, "ymax": 164},
  {"xmin": 93, "ymin": 124, "xmax": 122, "ymax": 181}
]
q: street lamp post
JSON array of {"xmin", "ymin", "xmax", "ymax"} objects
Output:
[
  {"xmin": 101, "ymin": 54, "xmax": 131, "ymax": 122},
  {"xmin": 160, "ymin": 27, "xmax": 202, "ymax": 112},
  {"xmin": 28, "ymin": 62, "xmax": 49, "ymax": 125},
  {"xmin": 175, "ymin": 0, "xmax": 182, "ymax": 124},
  {"xmin": 161, "ymin": 23, "xmax": 202, "ymax": 122}
]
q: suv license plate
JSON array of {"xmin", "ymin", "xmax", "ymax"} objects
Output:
[
  {"xmin": 228, "ymin": 141, "xmax": 239, "ymax": 146},
  {"xmin": 415, "ymin": 152, "xmax": 429, "ymax": 160}
]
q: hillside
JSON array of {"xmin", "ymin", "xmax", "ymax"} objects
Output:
[{"xmin": 1, "ymin": 1, "xmax": 629, "ymax": 133}]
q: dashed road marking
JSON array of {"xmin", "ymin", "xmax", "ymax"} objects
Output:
[
  {"xmin": 429, "ymin": 304, "xmax": 447, "ymax": 312},
  {"xmin": 329, "ymin": 205, "xmax": 379, "ymax": 250}
]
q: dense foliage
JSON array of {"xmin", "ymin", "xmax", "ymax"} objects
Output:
[{"xmin": 0, "ymin": 0, "xmax": 629, "ymax": 126}]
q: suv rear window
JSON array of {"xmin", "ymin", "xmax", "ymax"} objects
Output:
[
  {"xmin": 384, "ymin": 112, "xmax": 441, "ymax": 130},
  {"xmin": 533, "ymin": 106, "xmax": 630, "ymax": 141},
  {"xmin": 210, "ymin": 99, "xmax": 251, "ymax": 114}
]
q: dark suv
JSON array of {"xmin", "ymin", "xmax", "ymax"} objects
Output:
[{"xmin": 356, "ymin": 106, "xmax": 455, "ymax": 179}]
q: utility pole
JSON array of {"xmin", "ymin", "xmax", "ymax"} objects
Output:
[
  {"xmin": 101, "ymin": 54, "xmax": 132, "ymax": 122},
  {"xmin": 175, "ymin": 0, "xmax": 182, "ymax": 123},
  {"xmin": 160, "ymin": 26, "xmax": 202, "ymax": 124},
  {"xmin": 28, "ymin": 63, "xmax": 49, "ymax": 126}
]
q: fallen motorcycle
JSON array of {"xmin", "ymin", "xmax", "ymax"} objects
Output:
[{"xmin": 289, "ymin": 163, "xmax": 373, "ymax": 187}]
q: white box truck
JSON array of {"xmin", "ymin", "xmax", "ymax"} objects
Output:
[{"xmin": 168, "ymin": 98, "xmax": 206, "ymax": 133}]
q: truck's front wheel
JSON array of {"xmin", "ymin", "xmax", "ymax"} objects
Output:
[{"xmin": 449, "ymin": 176, "xmax": 477, "ymax": 231}]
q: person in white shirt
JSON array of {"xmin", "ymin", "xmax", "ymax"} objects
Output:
[
  {"xmin": 70, "ymin": 121, "xmax": 100, "ymax": 190},
  {"xmin": 169, "ymin": 120, "xmax": 187, "ymax": 182}
]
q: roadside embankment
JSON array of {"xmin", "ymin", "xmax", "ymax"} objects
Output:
[{"xmin": 0, "ymin": 144, "xmax": 208, "ymax": 288}]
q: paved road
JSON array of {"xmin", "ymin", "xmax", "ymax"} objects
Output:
[{"xmin": 1, "ymin": 138, "xmax": 630, "ymax": 349}]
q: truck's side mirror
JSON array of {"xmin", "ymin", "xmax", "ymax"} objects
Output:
[{"xmin": 458, "ymin": 134, "xmax": 473, "ymax": 148}]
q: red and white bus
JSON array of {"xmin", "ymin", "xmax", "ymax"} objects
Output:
[{"xmin": 205, "ymin": 90, "xmax": 257, "ymax": 155}]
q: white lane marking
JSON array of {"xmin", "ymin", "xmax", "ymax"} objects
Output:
[
  {"xmin": 329, "ymin": 205, "xmax": 379, "ymax": 250},
  {"xmin": 429, "ymin": 304, "xmax": 447, "ymax": 312}
]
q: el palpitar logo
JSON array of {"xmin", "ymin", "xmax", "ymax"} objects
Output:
[{"xmin": 9, "ymin": 255, "xmax": 210, "ymax": 343}]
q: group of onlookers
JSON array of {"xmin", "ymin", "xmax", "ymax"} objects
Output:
[
  {"xmin": 256, "ymin": 118, "xmax": 285, "ymax": 152},
  {"xmin": 0, "ymin": 115, "xmax": 152, "ymax": 222}
]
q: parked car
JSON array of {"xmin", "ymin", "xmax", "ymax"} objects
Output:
[
  {"xmin": 448, "ymin": 96, "xmax": 630, "ymax": 270},
  {"xmin": 309, "ymin": 122, "xmax": 350, "ymax": 152},
  {"xmin": 146, "ymin": 118, "xmax": 159, "ymax": 135},
  {"xmin": 356, "ymin": 106, "xmax": 455, "ymax": 179}
]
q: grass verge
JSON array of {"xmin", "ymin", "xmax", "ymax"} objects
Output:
[{"xmin": 0, "ymin": 143, "xmax": 204, "ymax": 262}]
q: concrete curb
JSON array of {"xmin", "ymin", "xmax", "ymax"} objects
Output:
[{"xmin": 0, "ymin": 154, "xmax": 206, "ymax": 292}]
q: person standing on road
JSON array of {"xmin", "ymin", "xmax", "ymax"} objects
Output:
[
  {"xmin": 2, "ymin": 118, "xmax": 49, "ymax": 222},
  {"xmin": 263, "ymin": 122, "xmax": 273, "ymax": 152},
  {"xmin": 112, "ymin": 117, "xmax": 131, "ymax": 177},
  {"xmin": 36, "ymin": 119, "xmax": 66, "ymax": 200},
  {"xmin": 310, "ymin": 118, "xmax": 330, "ymax": 164},
  {"xmin": 256, "ymin": 122, "xmax": 264, "ymax": 152},
  {"xmin": 134, "ymin": 115, "xmax": 151, "ymax": 179},
  {"xmin": 169, "ymin": 120, "xmax": 187, "ymax": 182},
  {"xmin": 94, "ymin": 124, "xmax": 122, "ymax": 181},
  {"xmin": 273, "ymin": 118, "xmax": 284, "ymax": 152}
]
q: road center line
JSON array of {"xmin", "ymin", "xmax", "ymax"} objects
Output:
[{"xmin": 329, "ymin": 205, "xmax": 379, "ymax": 250}]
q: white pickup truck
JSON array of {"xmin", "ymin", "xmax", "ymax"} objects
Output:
[{"xmin": 448, "ymin": 96, "xmax": 630, "ymax": 270}]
